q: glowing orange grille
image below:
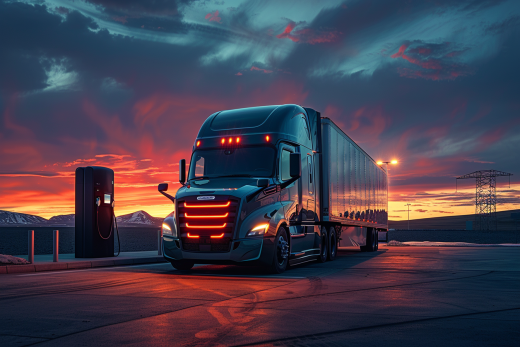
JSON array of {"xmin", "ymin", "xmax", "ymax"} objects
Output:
[
  {"xmin": 184, "ymin": 201, "xmax": 231, "ymax": 208},
  {"xmin": 184, "ymin": 212, "xmax": 228, "ymax": 218},
  {"xmin": 186, "ymin": 223, "xmax": 227, "ymax": 229}
]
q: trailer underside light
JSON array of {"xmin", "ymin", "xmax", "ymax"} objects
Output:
[
  {"xmin": 185, "ymin": 212, "xmax": 229, "ymax": 218},
  {"xmin": 186, "ymin": 223, "xmax": 227, "ymax": 229},
  {"xmin": 184, "ymin": 201, "xmax": 231, "ymax": 208},
  {"xmin": 210, "ymin": 233, "xmax": 225, "ymax": 238},
  {"xmin": 187, "ymin": 233, "xmax": 200, "ymax": 238},
  {"xmin": 265, "ymin": 135, "xmax": 270, "ymax": 142}
]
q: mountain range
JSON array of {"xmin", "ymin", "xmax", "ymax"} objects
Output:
[{"xmin": 0, "ymin": 210, "xmax": 163, "ymax": 227}]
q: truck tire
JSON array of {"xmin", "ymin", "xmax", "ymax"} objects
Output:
[
  {"xmin": 170, "ymin": 260, "xmax": 195, "ymax": 271},
  {"xmin": 360, "ymin": 227, "xmax": 376, "ymax": 252},
  {"xmin": 270, "ymin": 227, "xmax": 289, "ymax": 274},
  {"xmin": 318, "ymin": 227, "xmax": 328, "ymax": 263},
  {"xmin": 328, "ymin": 227, "xmax": 337, "ymax": 261}
]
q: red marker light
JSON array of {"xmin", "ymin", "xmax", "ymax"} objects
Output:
[
  {"xmin": 221, "ymin": 138, "xmax": 225, "ymax": 145},
  {"xmin": 228, "ymin": 138, "xmax": 232, "ymax": 144},
  {"xmin": 266, "ymin": 135, "xmax": 270, "ymax": 142},
  {"xmin": 187, "ymin": 233, "xmax": 199, "ymax": 238},
  {"xmin": 196, "ymin": 140, "xmax": 201, "ymax": 147},
  {"xmin": 236, "ymin": 137, "xmax": 240, "ymax": 144},
  {"xmin": 210, "ymin": 233, "xmax": 225, "ymax": 239}
]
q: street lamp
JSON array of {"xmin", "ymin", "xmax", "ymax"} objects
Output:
[{"xmin": 377, "ymin": 160, "xmax": 398, "ymax": 166}]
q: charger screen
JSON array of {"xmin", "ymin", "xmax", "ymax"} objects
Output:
[{"xmin": 104, "ymin": 194, "xmax": 111, "ymax": 204}]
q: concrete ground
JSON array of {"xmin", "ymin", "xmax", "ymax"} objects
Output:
[{"xmin": 0, "ymin": 246, "xmax": 519, "ymax": 347}]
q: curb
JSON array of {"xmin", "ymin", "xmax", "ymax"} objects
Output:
[{"xmin": 1, "ymin": 256, "xmax": 167, "ymax": 275}]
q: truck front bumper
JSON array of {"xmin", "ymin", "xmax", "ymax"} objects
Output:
[{"xmin": 162, "ymin": 236, "xmax": 263, "ymax": 263}]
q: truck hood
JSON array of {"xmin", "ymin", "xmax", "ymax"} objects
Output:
[{"xmin": 176, "ymin": 177, "xmax": 262, "ymax": 200}]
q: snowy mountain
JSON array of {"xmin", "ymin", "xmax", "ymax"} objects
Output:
[
  {"xmin": 115, "ymin": 210, "xmax": 162, "ymax": 226},
  {"xmin": 0, "ymin": 210, "xmax": 162, "ymax": 227},
  {"xmin": 0, "ymin": 210, "xmax": 48, "ymax": 225},
  {"xmin": 47, "ymin": 214, "xmax": 75, "ymax": 225}
]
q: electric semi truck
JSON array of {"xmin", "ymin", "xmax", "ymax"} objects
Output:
[{"xmin": 158, "ymin": 104, "xmax": 388, "ymax": 273}]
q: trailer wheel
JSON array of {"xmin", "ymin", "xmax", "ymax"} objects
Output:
[
  {"xmin": 170, "ymin": 260, "xmax": 194, "ymax": 271},
  {"xmin": 270, "ymin": 227, "xmax": 289, "ymax": 274},
  {"xmin": 328, "ymin": 227, "xmax": 337, "ymax": 261},
  {"xmin": 318, "ymin": 227, "xmax": 328, "ymax": 263}
]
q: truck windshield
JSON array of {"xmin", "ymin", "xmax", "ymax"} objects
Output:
[{"xmin": 188, "ymin": 147, "xmax": 275, "ymax": 180}]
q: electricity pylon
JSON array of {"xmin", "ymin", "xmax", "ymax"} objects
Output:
[{"xmin": 456, "ymin": 170, "xmax": 513, "ymax": 231}]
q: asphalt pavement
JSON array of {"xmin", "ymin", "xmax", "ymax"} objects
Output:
[{"xmin": 1, "ymin": 246, "xmax": 519, "ymax": 346}]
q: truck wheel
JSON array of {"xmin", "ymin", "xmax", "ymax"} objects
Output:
[
  {"xmin": 170, "ymin": 260, "xmax": 194, "ymax": 271},
  {"xmin": 318, "ymin": 227, "xmax": 328, "ymax": 263},
  {"xmin": 270, "ymin": 227, "xmax": 289, "ymax": 274},
  {"xmin": 328, "ymin": 227, "xmax": 337, "ymax": 261},
  {"xmin": 360, "ymin": 228, "xmax": 376, "ymax": 252}
]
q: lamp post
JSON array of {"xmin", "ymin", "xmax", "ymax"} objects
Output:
[
  {"xmin": 405, "ymin": 203, "xmax": 411, "ymax": 230},
  {"xmin": 377, "ymin": 160, "xmax": 398, "ymax": 231}
]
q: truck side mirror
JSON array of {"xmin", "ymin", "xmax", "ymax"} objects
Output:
[
  {"xmin": 158, "ymin": 183, "xmax": 168, "ymax": 192},
  {"xmin": 290, "ymin": 153, "xmax": 301, "ymax": 178},
  {"xmin": 179, "ymin": 159, "xmax": 186, "ymax": 184},
  {"xmin": 257, "ymin": 179, "xmax": 269, "ymax": 187}
]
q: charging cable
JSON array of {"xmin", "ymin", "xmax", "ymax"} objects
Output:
[
  {"xmin": 112, "ymin": 201, "xmax": 120, "ymax": 257},
  {"xmin": 95, "ymin": 197, "xmax": 120, "ymax": 257}
]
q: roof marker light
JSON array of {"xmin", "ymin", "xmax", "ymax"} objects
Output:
[
  {"xmin": 236, "ymin": 137, "xmax": 240, "ymax": 143},
  {"xmin": 228, "ymin": 138, "xmax": 233, "ymax": 144},
  {"xmin": 221, "ymin": 138, "xmax": 225, "ymax": 145}
]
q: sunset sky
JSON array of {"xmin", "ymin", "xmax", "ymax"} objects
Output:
[{"xmin": 1, "ymin": 0, "xmax": 519, "ymax": 221}]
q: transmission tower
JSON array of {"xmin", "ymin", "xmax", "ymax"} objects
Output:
[{"xmin": 456, "ymin": 170, "xmax": 513, "ymax": 231}]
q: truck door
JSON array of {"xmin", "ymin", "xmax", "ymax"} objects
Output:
[{"xmin": 280, "ymin": 144, "xmax": 314, "ymax": 254}]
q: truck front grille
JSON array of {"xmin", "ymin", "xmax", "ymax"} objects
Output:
[{"xmin": 177, "ymin": 196, "xmax": 239, "ymax": 252}]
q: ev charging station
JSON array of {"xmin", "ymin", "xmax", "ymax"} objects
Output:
[{"xmin": 75, "ymin": 166, "xmax": 119, "ymax": 258}]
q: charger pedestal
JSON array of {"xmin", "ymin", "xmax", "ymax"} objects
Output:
[{"xmin": 75, "ymin": 166, "xmax": 115, "ymax": 258}]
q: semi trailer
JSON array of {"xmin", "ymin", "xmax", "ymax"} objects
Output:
[{"xmin": 158, "ymin": 104, "xmax": 388, "ymax": 273}]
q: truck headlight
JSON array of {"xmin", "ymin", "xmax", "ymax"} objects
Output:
[
  {"xmin": 162, "ymin": 223, "xmax": 173, "ymax": 236},
  {"xmin": 247, "ymin": 223, "xmax": 269, "ymax": 237}
]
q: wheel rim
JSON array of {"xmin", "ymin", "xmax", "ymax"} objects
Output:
[{"xmin": 277, "ymin": 235, "xmax": 289, "ymax": 265}]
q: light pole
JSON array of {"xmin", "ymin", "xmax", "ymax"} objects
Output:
[
  {"xmin": 405, "ymin": 203, "xmax": 411, "ymax": 230},
  {"xmin": 377, "ymin": 160, "xmax": 398, "ymax": 232}
]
